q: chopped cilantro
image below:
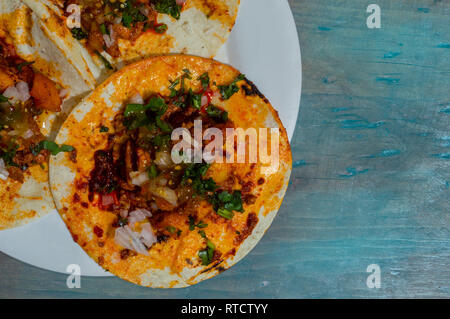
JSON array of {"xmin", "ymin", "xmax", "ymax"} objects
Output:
[
  {"xmin": 71, "ymin": 27, "xmax": 88, "ymax": 40},
  {"xmin": 183, "ymin": 163, "xmax": 210, "ymax": 181},
  {"xmin": 198, "ymin": 239, "xmax": 215, "ymax": 265},
  {"xmin": 0, "ymin": 143, "xmax": 19, "ymax": 167},
  {"xmin": 188, "ymin": 215, "xmax": 208, "ymax": 231},
  {"xmin": 147, "ymin": 164, "xmax": 159, "ymax": 178},
  {"xmin": 32, "ymin": 140, "xmax": 74, "ymax": 156},
  {"xmin": 0, "ymin": 94, "xmax": 9, "ymax": 103},
  {"xmin": 155, "ymin": 117, "xmax": 172, "ymax": 133},
  {"xmin": 217, "ymin": 207, "xmax": 234, "ymax": 220},
  {"xmin": 198, "ymin": 72, "xmax": 210, "ymax": 90},
  {"xmin": 121, "ymin": 0, "xmax": 148, "ymax": 28},
  {"xmin": 192, "ymin": 177, "xmax": 217, "ymax": 195},
  {"xmin": 168, "ymin": 69, "xmax": 192, "ymax": 108},
  {"xmin": 206, "ymin": 105, "xmax": 228, "ymax": 122},
  {"xmin": 151, "ymin": 134, "xmax": 171, "ymax": 149},
  {"xmin": 209, "ymin": 190, "xmax": 244, "ymax": 220},
  {"xmin": 95, "ymin": 51, "xmax": 113, "ymax": 70},
  {"xmin": 153, "ymin": 0, "xmax": 182, "ymax": 20},
  {"xmin": 218, "ymin": 74, "xmax": 245, "ymax": 100},
  {"xmin": 154, "ymin": 23, "xmax": 168, "ymax": 34},
  {"xmin": 182, "ymin": 163, "xmax": 217, "ymax": 195}
]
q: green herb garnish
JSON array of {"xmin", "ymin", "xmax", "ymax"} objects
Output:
[
  {"xmin": 198, "ymin": 72, "xmax": 210, "ymax": 90},
  {"xmin": 206, "ymin": 105, "xmax": 228, "ymax": 122},
  {"xmin": 154, "ymin": 23, "xmax": 168, "ymax": 34},
  {"xmin": 183, "ymin": 163, "xmax": 209, "ymax": 182},
  {"xmin": 147, "ymin": 164, "xmax": 159, "ymax": 178},
  {"xmin": 192, "ymin": 177, "xmax": 217, "ymax": 195},
  {"xmin": 198, "ymin": 239, "xmax": 215, "ymax": 266},
  {"xmin": 0, "ymin": 143, "xmax": 19, "ymax": 167},
  {"xmin": 151, "ymin": 134, "xmax": 171, "ymax": 149},
  {"xmin": 99, "ymin": 23, "xmax": 108, "ymax": 35},
  {"xmin": 218, "ymin": 74, "xmax": 245, "ymax": 100},
  {"xmin": 71, "ymin": 27, "xmax": 88, "ymax": 40},
  {"xmin": 95, "ymin": 51, "xmax": 113, "ymax": 70},
  {"xmin": 188, "ymin": 216, "xmax": 208, "ymax": 231},
  {"xmin": 209, "ymin": 190, "xmax": 244, "ymax": 220},
  {"xmin": 123, "ymin": 97, "xmax": 168, "ymax": 130},
  {"xmin": 168, "ymin": 69, "xmax": 192, "ymax": 108},
  {"xmin": 153, "ymin": 0, "xmax": 182, "ymax": 20},
  {"xmin": 188, "ymin": 89, "xmax": 202, "ymax": 109},
  {"xmin": 16, "ymin": 61, "xmax": 34, "ymax": 72},
  {"xmin": 32, "ymin": 140, "xmax": 74, "ymax": 156},
  {"xmin": 121, "ymin": 0, "xmax": 148, "ymax": 28},
  {"xmin": 0, "ymin": 94, "xmax": 9, "ymax": 103},
  {"xmin": 100, "ymin": 126, "xmax": 109, "ymax": 133},
  {"xmin": 155, "ymin": 117, "xmax": 172, "ymax": 133}
]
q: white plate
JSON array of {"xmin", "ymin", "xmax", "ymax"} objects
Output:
[{"xmin": 0, "ymin": 0, "xmax": 301, "ymax": 276}]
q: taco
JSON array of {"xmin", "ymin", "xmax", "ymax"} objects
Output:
[
  {"xmin": 49, "ymin": 55, "xmax": 291, "ymax": 287},
  {"xmin": 22, "ymin": 0, "xmax": 240, "ymax": 85},
  {"xmin": 0, "ymin": 0, "xmax": 90, "ymax": 229}
]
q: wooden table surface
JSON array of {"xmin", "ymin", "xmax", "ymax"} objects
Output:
[{"xmin": 1, "ymin": 0, "xmax": 449, "ymax": 298}]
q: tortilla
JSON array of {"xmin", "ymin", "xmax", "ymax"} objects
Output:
[
  {"xmin": 0, "ymin": 0, "xmax": 91, "ymax": 230},
  {"xmin": 22, "ymin": 0, "xmax": 240, "ymax": 86},
  {"xmin": 49, "ymin": 55, "xmax": 291, "ymax": 287}
]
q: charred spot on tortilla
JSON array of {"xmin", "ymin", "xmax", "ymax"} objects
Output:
[{"xmin": 241, "ymin": 78, "xmax": 269, "ymax": 103}]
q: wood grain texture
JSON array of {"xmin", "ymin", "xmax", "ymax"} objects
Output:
[{"xmin": 0, "ymin": 0, "xmax": 449, "ymax": 298}]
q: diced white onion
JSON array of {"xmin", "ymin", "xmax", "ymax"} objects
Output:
[
  {"xmin": 16, "ymin": 81, "xmax": 31, "ymax": 102},
  {"xmin": 3, "ymin": 81, "xmax": 30, "ymax": 104},
  {"xmin": 130, "ymin": 171, "xmax": 149, "ymax": 186},
  {"xmin": 114, "ymin": 225, "xmax": 151, "ymax": 256},
  {"xmin": 0, "ymin": 159, "xmax": 9, "ymax": 181},
  {"xmin": 103, "ymin": 25, "xmax": 116, "ymax": 48},
  {"xmin": 3, "ymin": 86, "xmax": 19, "ymax": 104},
  {"xmin": 127, "ymin": 208, "xmax": 152, "ymax": 225},
  {"xmin": 140, "ymin": 223, "xmax": 157, "ymax": 248},
  {"xmin": 148, "ymin": 180, "xmax": 178, "ymax": 207},
  {"xmin": 156, "ymin": 176, "xmax": 167, "ymax": 186},
  {"xmin": 23, "ymin": 129, "xmax": 34, "ymax": 139},
  {"xmin": 135, "ymin": 208, "xmax": 153, "ymax": 217}
]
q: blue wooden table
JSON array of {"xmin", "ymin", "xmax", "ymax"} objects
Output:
[{"xmin": 1, "ymin": 0, "xmax": 449, "ymax": 298}]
